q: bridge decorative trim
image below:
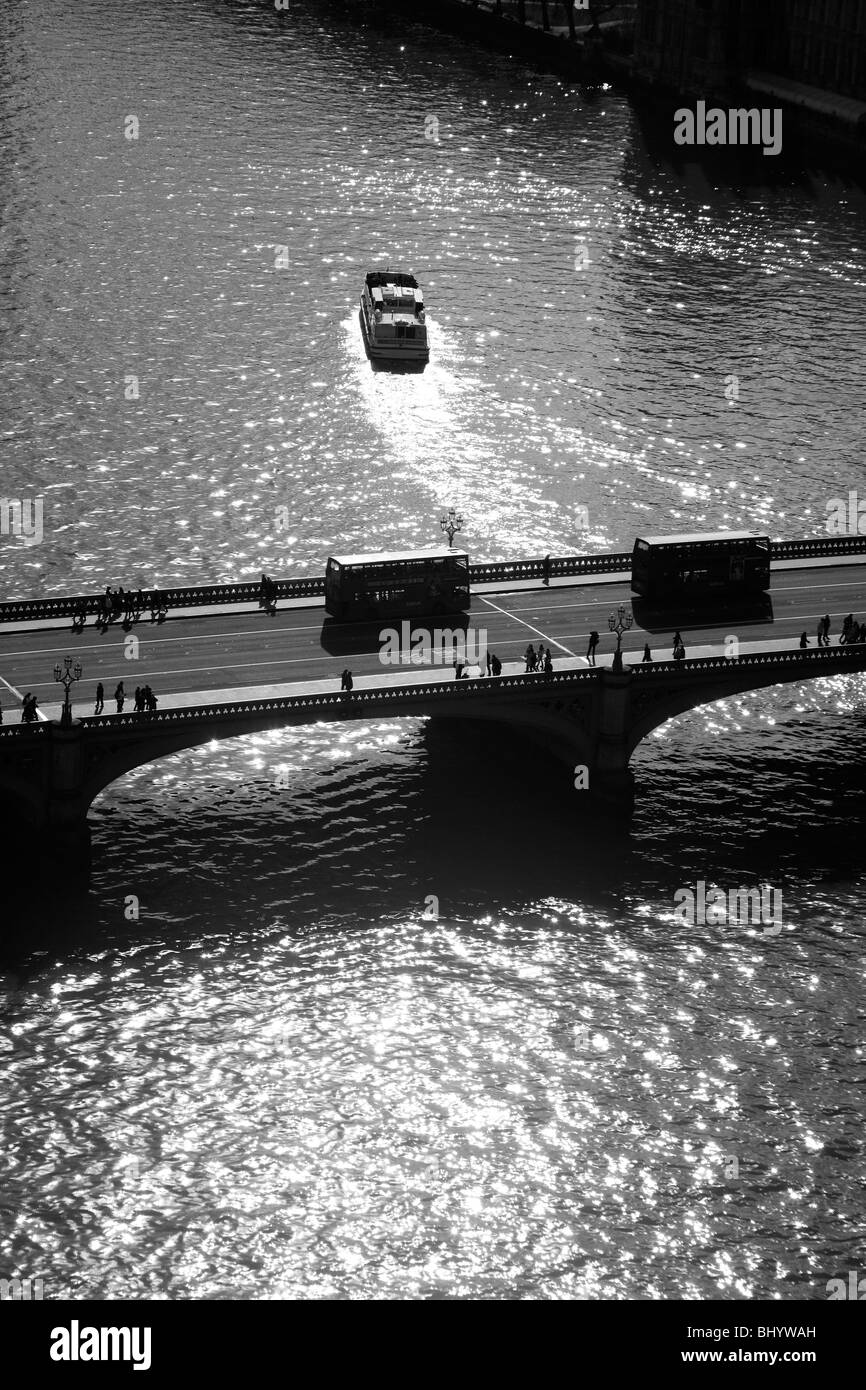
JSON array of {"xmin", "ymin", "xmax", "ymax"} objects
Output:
[{"xmin": 1, "ymin": 537, "xmax": 864, "ymax": 626}]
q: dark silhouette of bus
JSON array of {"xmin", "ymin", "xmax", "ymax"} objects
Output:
[
  {"xmin": 325, "ymin": 548, "xmax": 470, "ymax": 620},
  {"xmin": 631, "ymin": 532, "xmax": 771, "ymax": 603}
]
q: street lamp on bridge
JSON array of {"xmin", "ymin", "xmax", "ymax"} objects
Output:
[
  {"xmin": 53, "ymin": 656, "xmax": 83, "ymax": 726},
  {"xmin": 608, "ymin": 605, "xmax": 633, "ymax": 673},
  {"xmin": 440, "ymin": 508, "xmax": 464, "ymax": 549}
]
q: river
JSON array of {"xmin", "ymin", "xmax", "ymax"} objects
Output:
[{"xmin": 0, "ymin": 0, "xmax": 864, "ymax": 1300}]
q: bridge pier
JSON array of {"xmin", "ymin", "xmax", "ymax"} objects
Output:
[
  {"xmin": 43, "ymin": 722, "xmax": 91, "ymax": 879},
  {"xmin": 589, "ymin": 668, "xmax": 636, "ymax": 816}
]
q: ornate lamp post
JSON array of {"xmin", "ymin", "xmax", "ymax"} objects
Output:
[
  {"xmin": 440, "ymin": 507, "xmax": 464, "ymax": 549},
  {"xmin": 53, "ymin": 656, "xmax": 83, "ymax": 726},
  {"xmin": 608, "ymin": 605, "xmax": 633, "ymax": 673}
]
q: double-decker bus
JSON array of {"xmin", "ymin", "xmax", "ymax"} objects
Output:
[
  {"xmin": 631, "ymin": 532, "xmax": 771, "ymax": 602},
  {"xmin": 324, "ymin": 548, "xmax": 471, "ymax": 620}
]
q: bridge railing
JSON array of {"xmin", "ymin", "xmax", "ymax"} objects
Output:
[
  {"xmin": 770, "ymin": 536, "xmax": 866, "ymax": 561},
  {"xmin": 631, "ymin": 642, "xmax": 866, "ymax": 678},
  {"xmin": 1, "ymin": 535, "xmax": 864, "ymax": 626}
]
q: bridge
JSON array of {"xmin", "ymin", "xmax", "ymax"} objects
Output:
[{"xmin": 1, "ymin": 537, "xmax": 864, "ymax": 875}]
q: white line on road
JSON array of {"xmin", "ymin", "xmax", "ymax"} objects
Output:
[
  {"xmin": 478, "ymin": 595, "xmax": 578, "ymax": 659},
  {"xmin": 0, "ymin": 672, "xmax": 49, "ymax": 720}
]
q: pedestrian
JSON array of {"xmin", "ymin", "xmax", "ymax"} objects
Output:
[
  {"xmin": 536, "ymin": 643, "xmax": 545, "ymax": 669},
  {"xmin": 454, "ymin": 659, "xmax": 464, "ymax": 680},
  {"xmin": 543, "ymin": 649, "xmax": 553, "ymax": 674},
  {"xmin": 674, "ymin": 641, "xmax": 686, "ymax": 661},
  {"xmin": 799, "ymin": 631, "xmax": 808, "ymax": 649},
  {"xmin": 485, "ymin": 651, "xmax": 492, "ymax": 676},
  {"xmin": 134, "ymin": 686, "xmax": 143, "ymax": 713},
  {"xmin": 642, "ymin": 643, "xmax": 653, "ymax": 662},
  {"xmin": 114, "ymin": 681, "xmax": 125, "ymax": 713},
  {"xmin": 822, "ymin": 614, "xmax": 831, "ymax": 646},
  {"xmin": 672, "ymin": 631, "xmax": 683, "ymax": 658},
  {"xmin": 344, "ymin": 669, "xmax": 353, "ymax": 695},
  {"xmin": 0, "ymin": 697, "xmax": 3, "ymax": 724},
  {"xmin": 491, "ymin": 653, "xmax": 502, "ymax": 676},
  {"xmin": 20, "ymin": 692, "xmax": 32, "ymax": 723},
  {"xmin": 542, "ymin": 554, "xmax": 551, "ymax": 587},
  {"xmin": 94, "ymin": 682, "xmax": 104, "ymax": 714},
  {"xmin": 148, "ymin": 689, "xmax": 158, "ymax": 711},
  {"xmin": 816, "ymin": 619, "xmax": 824, "ymax": 646},
  {"xmin": 586, "ymin": 631, "xmax": 599, "ymax": 666},
  {"xmin": 524, "ymin": 644, "xmax": 536, "ymax": 673},
  {"xmin": 261, "ymin": 573, "xmax": 277, "ymax": 615}
]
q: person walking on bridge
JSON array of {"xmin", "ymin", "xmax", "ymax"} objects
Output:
[
  {"xmin": 642, "ymin": 643, "xmax": 653, "ymax": 662},
  {"xmin": 524, "ymin": 644, "xmax": 537, "ymax": 673},
  {"xmin": 821, "ymin": 614, "xmax": 831, "ymax": 646},
  {"xmin": 799, "ymin": 632, "xmax": 809, "ymax": 649},
  {"xmin": 94, "ymin": 682, "xmax": 104, "ymax": 714},
  {"xmin": 586, "ymin": 631, "xmax": 599, "ymax": 666},
  {"xmin": 114, "ymin": 681, "xmax": 125, "ymax": 713},
  {"xmin": 542, "ymin": 554, "xmax": 551, "ymax": 587}
]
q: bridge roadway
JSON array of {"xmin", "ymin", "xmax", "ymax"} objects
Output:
[{"xmin": 1, "ymin": 561, "xmax": 864, "ymax": 721}]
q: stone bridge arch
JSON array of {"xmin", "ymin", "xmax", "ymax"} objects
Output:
[
  {"xmin": 625, "ymin": 653, "xmax": 866, "ymax": 760},
  {"xmin": 78, "ymin": 695, "xmax": 598, "ymax": 812}
]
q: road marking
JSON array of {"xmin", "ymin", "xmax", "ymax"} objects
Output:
[
  {"xmin": 0, "ymin": 672, "xmax": 49, "ymax": 720},
  {"xmin": 478, "ymin": 596, "xmax": 578, "ymax": 658},
  {"xmin": 10, "ymin": 614, "xmax": 864, "ymax": 696}
]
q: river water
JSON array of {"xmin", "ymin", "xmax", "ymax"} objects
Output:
[{"xmin": 1, "ymin": 0, "xmax": 865, "ymax": 1301}]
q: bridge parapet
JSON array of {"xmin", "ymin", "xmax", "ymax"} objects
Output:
[
  {"xmin": 0, "ymin": 639, "xmax": 864, "ymax": 749},
  {"xmin": 1, "ymin": 536, "xmax": 864, "ymax": 626}
]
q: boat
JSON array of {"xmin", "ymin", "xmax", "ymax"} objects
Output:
[{"xmin": 360, "ymin": 269, "xmax": 430, "ymax": 364}]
